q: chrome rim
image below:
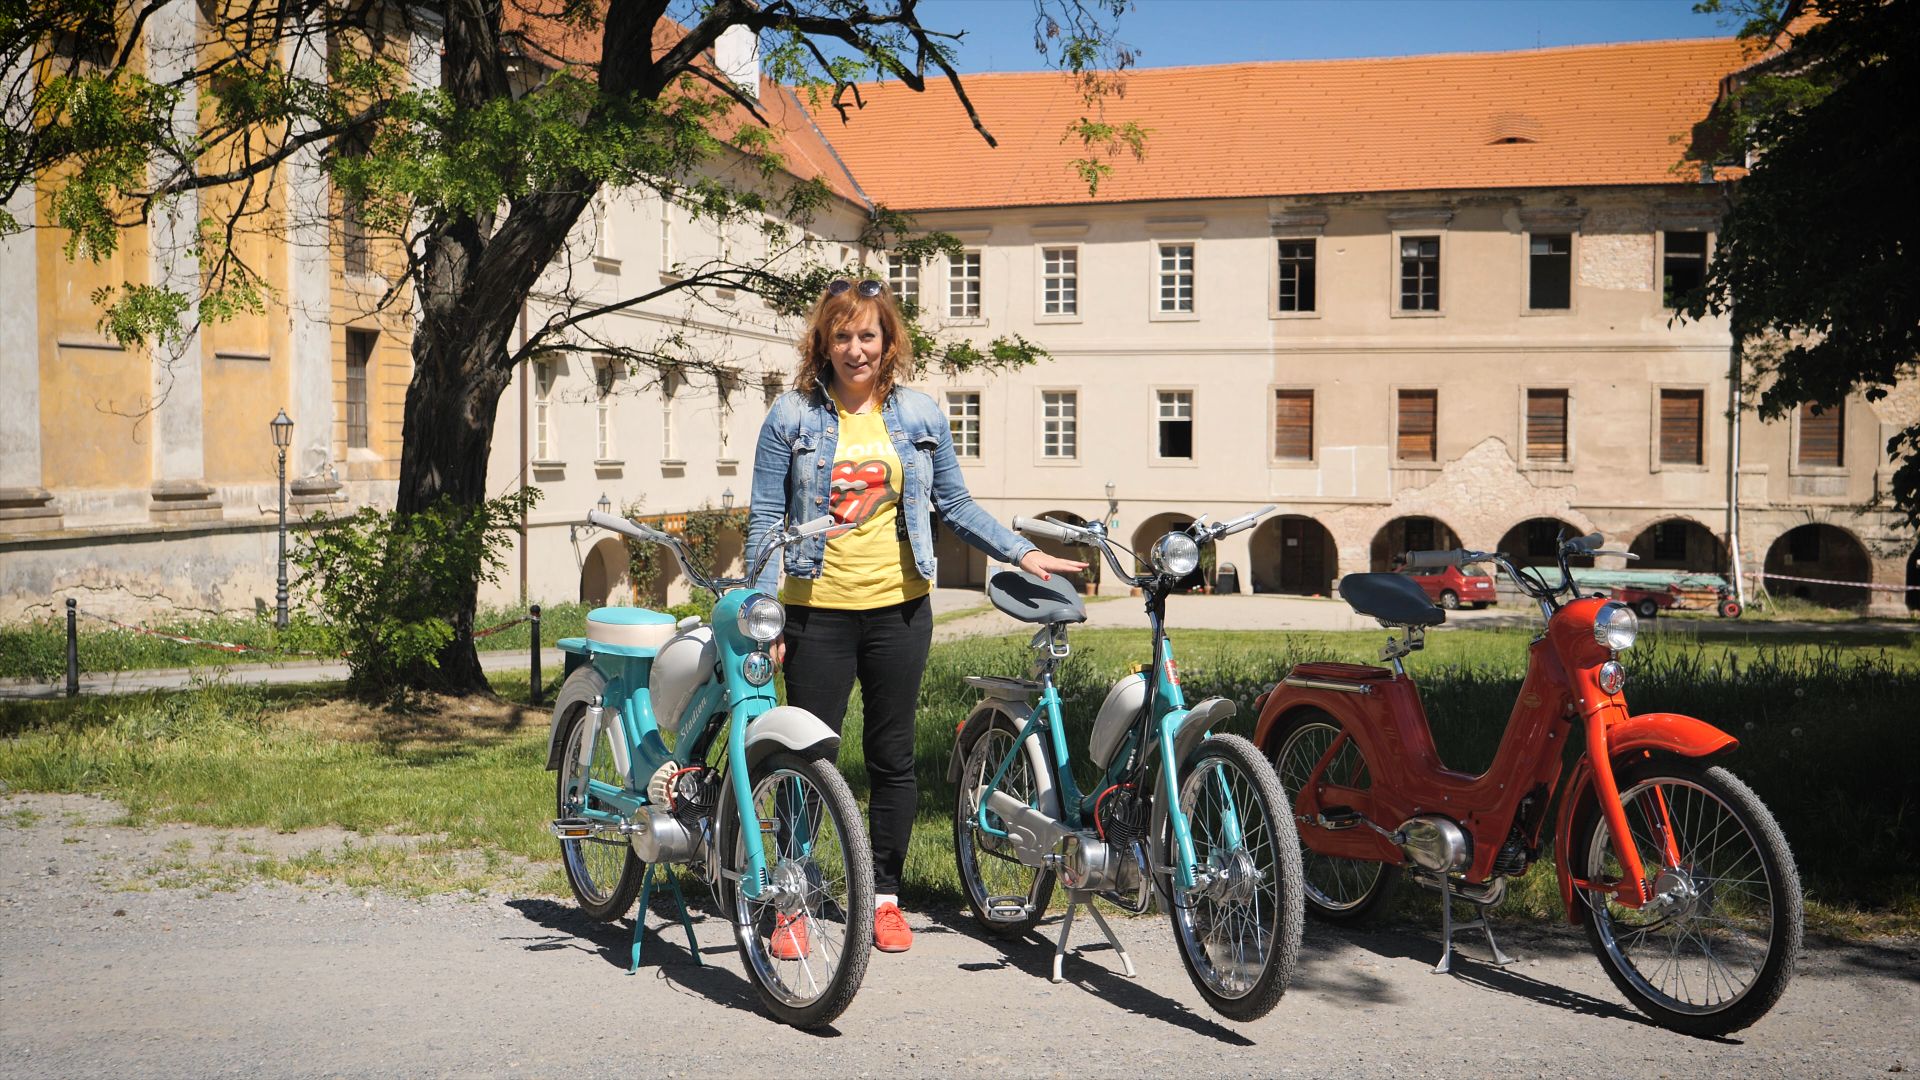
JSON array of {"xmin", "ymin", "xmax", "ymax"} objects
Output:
[
  {"xmin": 1585, "ymin": 775, "xmax": 1777, "ymax": 1015},
  {"xmin": 734, "ymin": 766, "xmax": 855, "ymax": 1008},
  {"xmin": 1172, "ymin": 753, "xmax": 1282, "ymax": 1000},
  {"xmin": 557, "ymin": 710, "xmax": 628, "ymax": 904},
  {"xmin": 956, "ymin": 726, "xmax": 1050, "ymax": 922},
  {"xmin": 1274, "ymin": 721, "xmax": 1387, "ymax": 912}
]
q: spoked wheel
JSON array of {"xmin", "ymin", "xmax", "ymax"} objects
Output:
[
  {"xmin": 722, "ymin": 750, "xmax": 873, "ymax": 1029},
  {"xmin": 953, "ymin": 712, "xmax": 1057, "ymax": 937},
  {"xmin": 1168, "ymin": 734, "xmax": 1304, "ymax": 1022},
  {"xmin": 554, "ymin": 692, "xmax": 643, "ymax": 921},
  {"xmin": 1271, "ymin": 710, "xmax": 1398, "ymax": 923},
  {"xmin": 1572, "ymin": 755, "xmax": 1802, "ymax": 1037}
]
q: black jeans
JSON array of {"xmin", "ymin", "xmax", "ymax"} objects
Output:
[{"xmin": 781, "ymin": 595, "xmax": 932, "ymax": 894}]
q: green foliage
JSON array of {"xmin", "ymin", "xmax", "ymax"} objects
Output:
[
  {"xmin": 1681, "ymin": 0, "xmax": 1920, "ymax": 523},
  {"xmin": 291, "ymin": 490, "xmax": 534, "ymax": 697}
]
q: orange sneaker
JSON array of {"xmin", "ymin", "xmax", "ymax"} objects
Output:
[
  {"xmin": 770, "ymin": 913, "xmax": 810, "ymax": 961},
  {"xmin": 874, "ymin": 901, "xmax": 913, "ymax": 953}
]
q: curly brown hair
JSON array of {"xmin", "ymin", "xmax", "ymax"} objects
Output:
[{"xmin": 794, "ymin": 284, "xmax": 913, "ymax": 403}]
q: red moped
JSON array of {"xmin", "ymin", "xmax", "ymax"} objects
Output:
[{"xmin": 1252, "ymin": 533, "xmax": 1802, "ymax": 1037}]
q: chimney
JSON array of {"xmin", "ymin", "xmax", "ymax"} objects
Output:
[{"xmin": 715, "ymin": 25, "xmax": 760, "ymax": 101}]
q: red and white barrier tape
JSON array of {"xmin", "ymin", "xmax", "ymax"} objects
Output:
[
  {"xmin": 77, "ymin": 610, "xmax": 288, "ymax": 653},
  {"xmin": 471, "ymin": 615, "xmax": 531, "ymax": 640},
  {"xmin": 1744, "ymin": 570, "xmax": 1920, "ymax": 593}
]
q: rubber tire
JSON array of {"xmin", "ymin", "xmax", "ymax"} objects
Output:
[
  {"xmin": 1167, "ymin": 734, "xmax": 1305, "ymax": 1023},
  {"xmin": 1635, "ymin": 598, "xmax": 1661, "ymax": 619},
  {"xmin": 553, "ymin": 689, "xmax": 644, "ymax": 921},
  {"xmin": 1438, "ymin": 590, "xmax": 1460, "ymax": 610},
  {"xmin": 1720, "ymin": 599, "xmax": 1744, "ymax": 619},
  {"xmin": 719, "ymin": 749, "xmax": 874, "ymax": 1030},
  {"xmin": 1270, "ymin": 708, "xmax": 1399, "ymax": 925},
  {"xmin": 952, "ymin": 712, "xmax": 1057, "ymax": 938},
  {"xmin": 1571, "ymin": 755, "xmax": 1802, "ymax": 1037}
]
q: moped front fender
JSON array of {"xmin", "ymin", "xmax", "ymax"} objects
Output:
[
  {"xmin": 742, "ymin": 705, "xmax": 840, "ymax": 771},
  {"xmin": 1552, "ymin": 710, "xmax": 1738, "ymax": 923}
]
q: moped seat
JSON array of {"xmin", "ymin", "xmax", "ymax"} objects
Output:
[
  {"xmin": 987, "ymin": 570, "xmax": 1087, "ymax": 625},
  {"xmin": 1338, "ymin": 573, "xmax": 1447, "ymax": 627}
]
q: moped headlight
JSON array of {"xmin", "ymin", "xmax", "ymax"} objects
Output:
[
  {"xmin": 737, "ymin": 594, "xmax": 786, "ymax": 643},
  {"xmin": 1151, "ymin": 532, "xmax": 1200, "ymax": 578},
  {"xmin": 1593, "ymin": 602, "xmax": 1639, "ymax": 652},
  {"xmin": 1597, "ymin": 659, "xmax": 1627, "ymax": 695}
]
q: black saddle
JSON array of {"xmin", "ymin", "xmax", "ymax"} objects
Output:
[
  {"xmin": 987, "ymin": 570, "xmax": 1087, "ymax": 626},
  {"xmin": 1338, "ymin": 573, "xmax": 1446, "ymax": 627}
]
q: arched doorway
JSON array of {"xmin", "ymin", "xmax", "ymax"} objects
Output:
[
  {"xmin": 579, "ymin": 537, "xmax": 632, "ymax": 606},
  {"xmin": 1026, "ymin": 509, "xmax": 1098, "ymax": 594},
  {"xmin": 1497, "ymin": 517, "xmax": 1594, "ymax": 569},
  {"xmin": 1628, "ymin": 518, "xmax": 1726, "ymax": 572},
  {"xmin": 1369, "ymin": 515, "xmax": 1462, "ymax": 572},
  {"xmin": 1132, "ymin": 512, "xmax": 1208, "ymax": 593},
  {"xmin": 1764, "ymin": 524, "xmax": 1871, "ymax": 609},
  {"xmin": 1250, "ymin": 514, "xmax": 1338, "ymax": 596}
]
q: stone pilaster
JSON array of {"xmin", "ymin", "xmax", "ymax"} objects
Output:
[
  {"xmin": 285, "ymin": 15, "xmax": 334, "ymax": 480},
  {"xmin": 146, "ymin": 0, "xmax": 219, "ymax": 523},
  {"xmin": 0, "ymin": 53, "xmax": 60, "ymax": 533}
]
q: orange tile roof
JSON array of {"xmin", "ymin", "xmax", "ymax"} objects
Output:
[{"xmin": 808, "ymin": 38, "xmax": 1750, "ymax": 211}]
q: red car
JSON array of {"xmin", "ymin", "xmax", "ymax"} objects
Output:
[{"xmin": 1397, "ymin": 563, "xmax": 1498, "ymax": 609}]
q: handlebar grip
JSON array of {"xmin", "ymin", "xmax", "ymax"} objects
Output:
[
  {"xmin": 587, "ymin": 509, "xmax": 654, "ymax": 541},
  {"xmin": 1402, "ymin": 548, "xmax": 1467, "ymax": 569},
  {"xmin": 1219, "ymin": 504, "xmax": 1278, "ymax": 537},
  {"xmin": 1012, "ymin": 516, "xmax": 1082, "ymax": 543},
  {"xmin": 792, "ymin": 514, "xmax": 842, "ymax": 539},
  {"xmin": 1563, "ymin": 532, "xmax": 1605, "ymax": 555}
]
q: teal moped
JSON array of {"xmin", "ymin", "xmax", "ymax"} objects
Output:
[{"xmin": 546, "ymin": 509, "xmax": 871, "ymax": 1029}]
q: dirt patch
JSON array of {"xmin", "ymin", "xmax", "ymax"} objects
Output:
[{"xmin": 275, "ymin": 691, "xmax": 545, "ymax": 750}]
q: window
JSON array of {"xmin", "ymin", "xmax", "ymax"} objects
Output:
[
  {"xmin": 591, "ymin": 191, "xmax": 617, "ymax": 266},
  {"xmin": 1156, "ymin": 391, "xmax": 1193, "ymax": 459},
  {"xmin": 658, "ymin": 200, "xmax": 674, "ymax": 274},
  {"xmin": 1659, "ymin": 389, "xmax": 1704, "ymax": 465},
  {"xmin": 761, "ymin": 372, "xmax": 784, "ymax": 406},
  {"xmin": 661, "ymin": 400, "xmax": 676, "ymax": 460},
  {"xmin": 1041, "ymin": 391, "xmax": 1077, "ymax": 459},
  {"xmin": 1277, "ymin": 240, "xmax": 1316, "ymax": 313},
  {"xmin": 532, "ymin": 358, "xmax": 555, "ymax": 461},
  {"xmin": 1525, "ymin": 388, "xmax": 1568, "ymax": 462},
  {"xmin": 345, "ymin": 329, "xmax": 374, "ymax": 449},
  {"xmin": 887, "ymin": 254, "xmax": 919, "ymax": 310},
  {"xmin": 1528, "ymin": 233, "xmax": 1571, "ymax": 310},
  {"xmin": 1652, "ymin": 522, "xmax": 1688, "ymax": 562},
  {"xmin": 1273, "ymin": 389, "xmax": 1314, "ymax": 461},
  {"xmin": 946, "ymin": 392, "xmax": 981, "ymax": 458},
  {"xmin": 1662, "ymin": 231, "xmax": 1708, "ymax": 307},
  {"xmin": 1797, "ymin": 401, "xmax": 1843, "ymax": 467},
  {"xmin": 948, "ymin": 250, "xmax": 981, "ymax": 318},
  {"xmin": 1157, "ymin": 243, "xmax": 1194, "ymax": 312},
  {"xmin": 1397, "ymin": 389, "xmax": 1437, "ymax": 462},
  {"xmin": 1399, "ymin": 237, "xmax": 1440, "ymax": 311},
  {"xmin": 594, "ymin": 361, "xmax": 615, "ymax": 461},
  {"xmin": 342, "ymin": 196, "xmax": 371, "ymax": 277},
  {"xmin": 1042, "ymin": 247, "xmax": 1078, "ymax": 316}
]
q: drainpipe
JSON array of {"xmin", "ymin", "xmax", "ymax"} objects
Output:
[
  {"xmin": 518, "ymin": 302, "xmax": 530, "ymax": 605},
  {"xmin": 1726, "ymin": 338, "xmax": 1747, "ymax": 605}
]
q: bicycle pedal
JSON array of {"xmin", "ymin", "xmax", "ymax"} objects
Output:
[
  {"xmin": 550, "ymin": 816, "xmax": 596, "ymax": 839},
  {"xmin": 985, "ymin": 895, "xmax": 1032, "ymax": 919},
  {"xmin": 1316, "ymin": 806, "xmax": 1362, "ymax": 830}
]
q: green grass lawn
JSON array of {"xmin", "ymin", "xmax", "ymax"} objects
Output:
[{"xmin": 2, "ymin": 628, "xmax": 1915, "ymax": 935}]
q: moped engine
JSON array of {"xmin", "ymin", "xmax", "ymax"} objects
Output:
[
  {"xmin": 1397, "ymin": 815, "xmax": 1471, "ymax": 874},
  {"xmin": 631, "ymin": 764, "xmax": 716, "ymax": 865}
]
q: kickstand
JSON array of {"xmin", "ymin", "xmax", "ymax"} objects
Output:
[
  {"xmin": 1050, "ymin": 890, "xmax": 1137, "ymax": 984},
  {"xmin": 630, "ymin": 863, "xmax": 701, "ymax": 974},
  {"xmin": 1432, "ymin": 874, "xmax": 1516, "ymax": 974}
]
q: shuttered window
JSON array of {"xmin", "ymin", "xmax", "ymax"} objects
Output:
[
  {"xmin": 1397, "ymin": 389, "xmax": 1437, "ymax": 462},
  {"xmin": 1274, "ymin": 390, "xmax": 1314, "ymax": 461},
  {"xmin": 1797, "ymin": 401, "xmax": 1843, "ymax": 467},
  {"xmin": 1659, "ymin": 389, "xmax": 1704, "ymax": 465},
  {"xmin": 1525, "ymin": 389, "xmax": 1568, "ymax": 462},
  {"xmin": 345, "ymin": 329, "xmax": 374, "ymax": 450}
]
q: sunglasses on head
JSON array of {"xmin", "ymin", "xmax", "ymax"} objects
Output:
[{"xmin": 826, "ymin": 278, "xmax": 885, "ymax": 298}]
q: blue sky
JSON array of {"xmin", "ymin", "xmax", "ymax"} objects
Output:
[{"xmin": 911, "ymin": 0, "xmax": 1740, "ymax": 71}]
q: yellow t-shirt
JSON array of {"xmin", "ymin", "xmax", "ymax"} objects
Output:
[{"xmin": 781, "ymin": 403, "xmax": 930, "ymax": 610}]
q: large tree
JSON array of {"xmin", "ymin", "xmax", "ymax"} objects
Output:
[
  {"xmin": 3, "ymin": 0, "xmax": 1135, "ymax": 692},
  {"xmin": 1682, "ymin": 0, "xmax": 1920, "ymax": 520}
]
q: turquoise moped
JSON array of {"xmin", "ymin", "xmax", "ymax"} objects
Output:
[{"xmin": 546, "ymin": 509, "xmax": 872, "ymax": 1029}]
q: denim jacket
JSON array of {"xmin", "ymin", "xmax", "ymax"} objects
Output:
[{"xmin": 747, "ymin": 385, "xmax": 1036, "ymax": 594}]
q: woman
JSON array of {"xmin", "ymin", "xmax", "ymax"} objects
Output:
[{"xmin": 747, "ymin": 278, "xmax": 1084, "ymax": 954}]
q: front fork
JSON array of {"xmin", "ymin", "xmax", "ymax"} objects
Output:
[{"xmin": 1579, "ymin": 702, "xmax": 1682, "ymax": 910}]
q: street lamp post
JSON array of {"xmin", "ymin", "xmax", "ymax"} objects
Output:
[
  {"xmin": 721, "ymin": 487, "xmax": 735, "ymax": 511},
  {"xmin": 270, "ymin": 409, "xmax": 294, "ymax": 629}
]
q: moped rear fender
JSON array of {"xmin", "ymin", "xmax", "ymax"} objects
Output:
[
  {"xmin": 543, "ymin": 664, "xmax": 609, "ymax": 771},
  {"xmin": 947, "ymin": 698, "xmax": 1063, "ymax": 822},
  {"xmin": 1552, "ymin": 710, "xmax": 1738, "ymax": 923},
  {"xmin": 742, "ymin": 705, "xmax": 840, "ymax": 771}
]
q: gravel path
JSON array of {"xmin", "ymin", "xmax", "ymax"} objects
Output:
[{"xmin": 2, "ymin": 792, "xmax": 1914, "ymax": 1078}]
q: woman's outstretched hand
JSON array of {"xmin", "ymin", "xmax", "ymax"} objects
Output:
[{"xmin": 1018, "ymin": 549, "xmax": 1088, "ymax": 582}]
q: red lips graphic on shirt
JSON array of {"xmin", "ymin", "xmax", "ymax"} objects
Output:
[{"xmin": 829, "ymin": 459, "xmax": 895, "ymax": 525}]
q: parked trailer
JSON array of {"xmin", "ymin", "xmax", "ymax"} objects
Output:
[{"xmin": 1568, "ymin": 569, "xmax": 1742, "ymax": 619}]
